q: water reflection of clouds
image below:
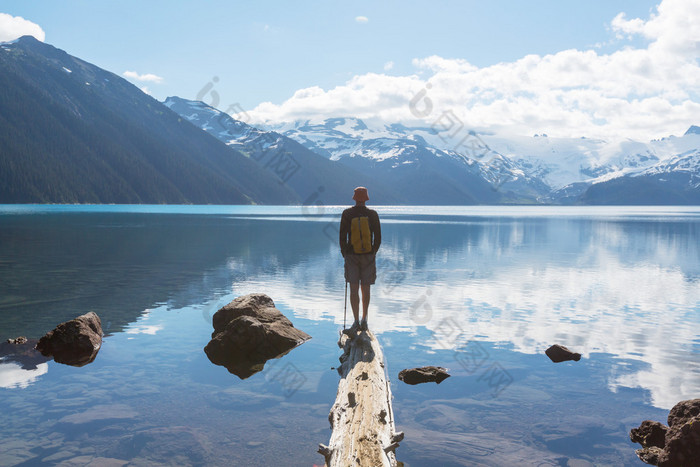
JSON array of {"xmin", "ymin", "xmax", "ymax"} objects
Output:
[
  {"xmin": 125, "ymin": 324, "xmax": 163, "ymax": 336},
  {"xmin": 0, "ymin": 362, "xmax": 48, "ymax": 389},
  {"xmin": 124, "ymin": 309, "xmax": 164, "ymax": 336},
  {"xmin": 225, "ymin": 215, "xmax": 700, "ymax": 410}
]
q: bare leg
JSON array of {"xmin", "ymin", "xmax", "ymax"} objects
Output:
[
  {"xmin": 361, "ymin": 283, "xmax": 371, "ymax": 321},
  {"xmin": 349, "ymin": 282, "xmax": 360, "ymax": 323}
]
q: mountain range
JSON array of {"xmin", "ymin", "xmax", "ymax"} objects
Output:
[
  {"xmin": 1, "ymin": 36, "xmax": 699, "ymax": 205},
  {"xmin": 162, "ymin": 97, "xmax": 399, "ymax": 204},
  {"xmin": 265, "ymin": 118, "xmax": 700, "ymax": 205},
  {"xmin": 0, "ymin": 36, "xmax": 297, "ymax": 204}
]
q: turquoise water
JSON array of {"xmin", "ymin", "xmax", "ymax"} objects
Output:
[{"xmin": 1, "ymin": 205, "xmax": 699, "ymax": 466}]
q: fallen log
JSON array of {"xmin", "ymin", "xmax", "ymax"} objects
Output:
[{"xmin": 319, "ymin": 329, "xmax": 403, "ymax": 466}]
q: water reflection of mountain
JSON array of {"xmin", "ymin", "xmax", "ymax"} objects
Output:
[
  {"xmin": 228, "ymin": 212, "xmax": 700, "ymax": 410},
  {"xmin": 0, "ymin": 212, "xmax": 336, "ymax": 340}
]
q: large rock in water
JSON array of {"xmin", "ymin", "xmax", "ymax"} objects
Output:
[
  {"xmin": 204, "ymin": 294, "xmax": 311, "ymax": 379},
  {"xmin": 631, "ymin": 399, "xmax": 700, "ymax": 466},
  {"xmin": 36, "ymin": 312, "xmax": 103, "ymax": 366},
  {"xmin": 667, "ymin": 399, "xmax": 700, "ymax": 428}
]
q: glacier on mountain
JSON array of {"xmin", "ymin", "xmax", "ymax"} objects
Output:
[
  {"xmin": 272, "ymin": 116, "xmax": 700, "ymax": 196},
  {"xmin": 166, "ymin": 95, "xmax": 700, "ymax": 204}
]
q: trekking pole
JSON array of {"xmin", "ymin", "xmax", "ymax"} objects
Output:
[{"xmin": 343, "ymin": 280, "xmax": 348, "ymax": 330}]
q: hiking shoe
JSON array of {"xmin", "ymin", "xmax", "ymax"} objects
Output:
[
  {"xmin": 360, "ymin": 318, "xmax": 368, "ymax": 331},
  {"xmin": 347, "ymin": 321, "xmax": 360, "ymax": 334}
]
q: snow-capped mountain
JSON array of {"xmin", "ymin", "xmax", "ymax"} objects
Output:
[
  {"xmin": 643, "ymin": 148, "xmax": 700, "ymax": 178},
  {"xmin": 274, "ymin": 118, "xmax": 551, "ymax": 203},
  {"xmin": 491, "ymin": 132, "xmax": 700, "ymax": 191},
  {"xmin": 167, "ymin": 106, "xmax": 540, "ymax": 204},
  {"xmin": 163, "ymin": 96, "xmax": 700, "ymax": 204},
  {"xmin": 272, "ymin": 117, "xmax": 700, "ymax": 204},
  {"xmin": 165, "ymin": 96, "xmax": 283, "ymax": 155},
  {"xmin": 685, "ymin": 125, "xmax": 700, "ymax": 136},
  {"xmin": 163, "ymin": 98, "xmax": 401, "ymax": 204},
  {"xmin": 581, "ymin": 148, "xmax": 700, "ymax": 205}
]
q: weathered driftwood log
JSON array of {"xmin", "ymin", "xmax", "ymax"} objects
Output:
[{"xmin": 319, "ymin": 329, "xmax": 402, "ymax": 466}]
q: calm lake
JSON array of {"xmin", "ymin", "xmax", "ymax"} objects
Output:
[{"xmin": 1, "ymin": 205, "xmax": 699, "ymax": 466}]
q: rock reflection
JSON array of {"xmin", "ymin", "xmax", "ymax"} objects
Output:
[
  {"xmin": 0, "ymin": 339, "xmax": 50, "ymax": 389},
  {"xmin": 203, "ymin": 294, "xmax": 311, "ymax": 379}
]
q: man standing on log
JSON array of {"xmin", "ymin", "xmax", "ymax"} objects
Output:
[{"xmin": 340, "ymin": 186, "xmax": 381, "ymax": 333}]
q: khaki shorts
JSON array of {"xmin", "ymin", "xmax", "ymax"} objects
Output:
[{"xmin": 344, "ymin": 253, "xmax": 376, "ymax": 285}]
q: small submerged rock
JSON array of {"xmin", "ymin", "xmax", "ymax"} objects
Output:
[
  {"xmin": 630, "ymin": 398, "xmax": 700, "ymax": 466},
  {"xmin": 36, "ymin": 312, "xmax": 103, "ymax": 367},
  {"xmin": 204, "ymin": 293, "xmax": 311, "ymax": 379},
  {"xmin": 398, "ymin": 366, "xmax": 450, "ymax": 385},
  {"xmin": 58, "ymin": 404, "xmax": 138, "ymax": 425},
  {"xmin": 545, "ymin": 344, "xmax": 581, "ymax": 363},
  {"xmin": 108, "ymin": 426, "xmax": 211, "ymax": 465}
]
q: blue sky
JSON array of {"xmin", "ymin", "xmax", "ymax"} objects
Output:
[{"xmin": 1, "ymin": 1, "xmax": 698, "ymax": 139}]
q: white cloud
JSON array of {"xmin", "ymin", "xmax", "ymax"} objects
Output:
[
  {"xmin": 123, "ymin": 70, "xmax": 164, "ymax": 84},
  {"xmin": 250, "ymin": 0, "xmax": 700, "ymax": 140},
  {"xmin": 612, "ymin": 0, "xmax": 700, "ymax": 58},
  {"xmin": 383, "ymin": 61, "xmax": 394, "ymax": 71},
  {"xmin": 0, "ymin": 13, "xmax": 45, "ymax": 43},
  {"xmin": 611, "ymin": 13, "xmax": 646, "ymax": 38},
  {"xmin": 355, "ymin": 16, "xmax": 369, "ymax": 23},
  {"xmin": 139, "ymin": 86, "xmax": 151, "ymax": 95}
]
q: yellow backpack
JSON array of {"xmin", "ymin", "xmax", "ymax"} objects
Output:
[{"xmin": 350, "ymin": 216, "xmax": 373, "ymax": 254}]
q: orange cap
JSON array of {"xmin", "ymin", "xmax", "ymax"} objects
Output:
[{"xmin": 353, "ymin": 186, "xmax": 369, "ymax": 202}]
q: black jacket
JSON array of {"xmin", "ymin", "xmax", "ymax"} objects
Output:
[{"xmin": 339, "ymin": 205, "xmax": 381, "ymax": 256}]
